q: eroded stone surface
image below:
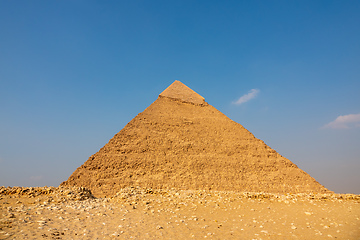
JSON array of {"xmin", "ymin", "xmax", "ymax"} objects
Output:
[{"xmin": 61, "ymin": 81, "xmax": 331, "ymax": 197}]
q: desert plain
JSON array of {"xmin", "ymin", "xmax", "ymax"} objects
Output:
[{"xmin": 1, "ymin": 186, "xmax": 359, "ymax": 240}]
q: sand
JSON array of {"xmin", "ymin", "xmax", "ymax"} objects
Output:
[{"xmin": 1, "ymin": 187, "xmax": 359, "ymax": 239}]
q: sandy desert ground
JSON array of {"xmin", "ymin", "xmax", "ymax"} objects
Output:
[{"xmin": 1, "ymin": 186, "xmax": 359, "ymax": 240}]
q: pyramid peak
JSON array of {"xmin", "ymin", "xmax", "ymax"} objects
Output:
[{"xmin": 159, "ymin": 80, "xmax": 206, "ymax": 105}]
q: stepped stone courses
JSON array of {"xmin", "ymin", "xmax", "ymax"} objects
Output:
[{"xmin": 61, "ymin": 81, "xmax": 331, "ymax": 197}]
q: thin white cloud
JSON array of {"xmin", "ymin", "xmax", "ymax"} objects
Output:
[
  {"xmin": 233, "ymin": 89, "xmax": 260, "ymax": 105},
  {"xmin": 323, "ymin": 113, "xmax": 360, "ymax": 129}
]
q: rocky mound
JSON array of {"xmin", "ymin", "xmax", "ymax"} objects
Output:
[
  {"xmin": 0, "ymin": 186, "xmax": 94, "ymax": 201},
  {"xmin": 61, "ymin": 81, "xmax": 331, "ymax": 197}
]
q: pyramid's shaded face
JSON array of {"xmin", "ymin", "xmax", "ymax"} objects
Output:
[{"xmin": 61, "ymin": 81, "xmax": 331, "ymax": 197}]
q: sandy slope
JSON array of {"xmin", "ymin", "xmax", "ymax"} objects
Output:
[{"xmin": 1, "ymin": 187, "xmax": 359, "ymax": 239}]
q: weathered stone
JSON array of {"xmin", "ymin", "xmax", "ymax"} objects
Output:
[{"xmin": 60, "ymin": 81, "xmax": 331, "ymax": 197}]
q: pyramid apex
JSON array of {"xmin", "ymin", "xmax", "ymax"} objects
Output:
[{"xmin": 159, "ymin": 80, "xmax": 205, "ymax": 105}]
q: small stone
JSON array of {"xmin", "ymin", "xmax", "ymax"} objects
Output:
[
  {"xmin": 304, "ymin": 212, "xmax": 312, "ymax": 215},
  {"xmin": 291, "ymin": 226, "xmax": 297, "ymax": 230},
  {"xmin": 156, "ymin": 225, "xmax": 163, "ymax": 230}
]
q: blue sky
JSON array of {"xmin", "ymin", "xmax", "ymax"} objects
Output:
[{"xmin": 1, "ymin": 1, "xmax": 359, "ymax": 194}]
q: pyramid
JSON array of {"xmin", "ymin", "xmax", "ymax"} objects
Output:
[
  {"xmin": 159, "ymin": 80, "xmax": 206, "ymax": 105},
  {"xmin": 61, "ymin": 81, "xmax": 331, "ymax": 197}
]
